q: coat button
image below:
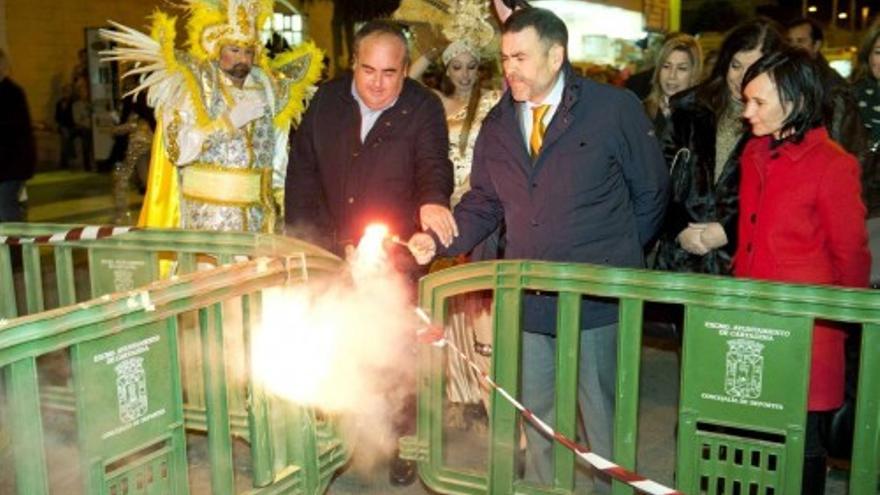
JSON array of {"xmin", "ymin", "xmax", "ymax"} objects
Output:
[
  {"xmin": 530, "ymin": 219, "xmax": 538, "ymax": 227},
  {"xmin": 750, "ymin": 213, "xmax": 757, "ymax": 224},
  {"xmin": 352, "ymin": 151, "xmax": 359, "ymax": 158},
  {"xmin": 348, "ymin": 197, "xmax": 355, "ymax": 204},
  {"xmin": 746, "ymin": 243, "xmax": 752, "ymax": 253}
]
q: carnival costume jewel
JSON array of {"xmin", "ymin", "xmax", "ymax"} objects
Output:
[{"xmin": 441, "ymin": 0, "xmax": 495, "ymax": 66}]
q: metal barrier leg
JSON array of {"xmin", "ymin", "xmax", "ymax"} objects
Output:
[
  {"xmin": 487, "ymin": 286, "xmax": 522, "ymax": 494},
  {"xmin": 850, "ymin": 323, "xmax": 880, "ymax": 495},
  {"xmin": 22, "ymin": 244, "xmax": 45, "ymax": 314},
  {"xmin": 0, "ymin": 245, "xmax": 18, "ymax": 318},
  {"xmin": 5, "ymin": 359, "xmax": 50, "ymax": 494},
  {"xmin": 244, "ymin": 292, "xmax": 276, "ymax": 487},
  {"xmin": 53, "ymin": 246, "xmax": 77, "ymax": 307},
  {"xmin": 552, "ymin": 292, "xmax": 581, "ymax": 491},
  {"xmin": 613, "ymin": 298, "xmax": 644, "ymax": 495},
  {"xmin": 200, "ymin": 304, "xmax": 235, "ymax": 495}
]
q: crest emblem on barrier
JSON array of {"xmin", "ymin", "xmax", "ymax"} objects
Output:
[
  {"xmin": 115, "ymin": 357, "xmax": 148, "ymax": 423},
  {"xmin": 724, "ymin": 339, "xmax": 764, "ymax": 399}
]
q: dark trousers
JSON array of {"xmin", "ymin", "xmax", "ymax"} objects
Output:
[
  {"xmin": 803, "ymin": 412, "xmax": 829, "ymax": 494},
  {"xmin": 58, "ymin": 127, "xmax": 76, "ymax": 169},
  {"xmin": 74, "ymin": 127, "xmax": 93, "ymax": 171}
]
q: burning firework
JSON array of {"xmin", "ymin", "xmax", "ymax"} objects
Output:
[{"xmin": 249, "ymin": 223, "xmax": 423, "ymax": 472}]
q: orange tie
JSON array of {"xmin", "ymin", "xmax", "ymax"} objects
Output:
[{"xmin": 529, "ymin": 104, "xmax": 550, "ymax": 157}]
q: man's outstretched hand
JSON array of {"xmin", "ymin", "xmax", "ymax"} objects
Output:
[{"xmin": 408, "ymin": 232, "xmax": 437, "ymax": 265}]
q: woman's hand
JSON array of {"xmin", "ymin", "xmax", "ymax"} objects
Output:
[
  {"xmin": 677, "ymin": 225, "xmax": 709, "ymax": 255},
  {"xmin": 692, "ymin": 222, "xmax": 728, "ymax": 250}
]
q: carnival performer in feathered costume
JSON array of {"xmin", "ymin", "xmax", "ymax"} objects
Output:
[{"xmin": 100, "ymin": 0, "xmax": 323, "ymax": 233}]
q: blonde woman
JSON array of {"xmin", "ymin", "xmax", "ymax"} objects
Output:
[{"xmin": 643, "ymin": 34, "xmax": 702, "ymax": 165}]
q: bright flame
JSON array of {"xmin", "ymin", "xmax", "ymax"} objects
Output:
[
  {"xmin": 350, "ymin": 223, "xmax": 392, "ymax": 282},
  {"xmin": 357, "ymin": 223, "xmax": 389, "ymax": 260}
]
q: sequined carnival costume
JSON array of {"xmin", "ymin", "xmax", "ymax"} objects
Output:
[{"xmin": 100, "ymin": 0, "xmax": 323, "ymax": 232}]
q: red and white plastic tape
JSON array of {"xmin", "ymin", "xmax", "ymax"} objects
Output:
[
  {"xmin": 414, "ymin": 307, "xmax": 683, "ymax": 495},
  {"xmin": 0, "ymin": 226, "xmax": 138, "ymax": 245}
]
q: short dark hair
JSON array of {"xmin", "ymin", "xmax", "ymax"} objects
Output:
[
  {"xmin": 502, "ymin": 7, "xmax": 568, "ymax": 54},
  {"xmin": 741, "ymin": 47, "xmax": 824, "ymax": 146},
  {"xmin": 786, "ymin": 17, "xmax": 824, "ymax": 43},
  {"xmin": 352, "ymin": 19, "xmax": 410, "ymax": 66}
]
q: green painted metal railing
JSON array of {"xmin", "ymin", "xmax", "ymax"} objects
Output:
[
  {"xmin": 401, "ymin": 260, "xmax": 880, "ymax": 495},
  {"xmin": 0, "ymin": 224, "xmax": 349, "ymax": 494},
  {"xmin": 0, "ymin": 223, "xmax": 338, "ymax": 437}
]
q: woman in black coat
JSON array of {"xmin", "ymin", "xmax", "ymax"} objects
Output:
[{"xmin": 654, "ymin": 19, "xmax": 785, "ymax": 275}]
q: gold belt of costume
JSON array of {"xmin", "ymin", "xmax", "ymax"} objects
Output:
[{"xmin": 180, "ymin": 163, "xmax": 271, "ymax": 207}]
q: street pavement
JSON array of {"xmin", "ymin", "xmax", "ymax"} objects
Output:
[{"xmin": 24, "ymin": 170, "xmax": 142, "ymax": 225}]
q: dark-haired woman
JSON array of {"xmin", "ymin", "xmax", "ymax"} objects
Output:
[
  {"xmin": 853, "ymin": 21, "xmax": 880, "ymax": 216},
  {"xmin": 655, "ymin": 19, "xmax": 785, "ymax": 275},
  {"xmin": 853, "ymin": 21, "xmax": 880, "ymax": 144},
  {"xmin": 738, "ymin": 47, "xmax": 871, "ymax": 493}
]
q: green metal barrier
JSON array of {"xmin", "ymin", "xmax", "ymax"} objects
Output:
[
  {"xmin": 0, "ymin": 224, "xmax": 349, "ymax": 494},
  {"xmin": 401, "ymin": 260, "xmax": 880, "ymax": 495},
  {"xmin": 0, "ymin": 223, "xmax": 337, "ymax": 437}
]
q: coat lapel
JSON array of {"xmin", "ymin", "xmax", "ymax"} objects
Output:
[
  {"xmin": 533, "ymin": 67, "xmax": 578, "ymax": 175},
  {"xmin": 539, "ymin": 83, "xmax": 577, "ymax": 153},
  {"xmin": 494, "ymin": 95, "xmax": 532, "ymax": 176}
]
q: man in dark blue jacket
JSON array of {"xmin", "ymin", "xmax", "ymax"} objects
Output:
[{"xmin": 409, "ymin": 7, "xmax": 669, "ymax": 490}]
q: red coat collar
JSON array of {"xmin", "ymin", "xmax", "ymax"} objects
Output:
[{"xmin": 744, "ymin": 127, "xmax": 831, "ymax": 162}]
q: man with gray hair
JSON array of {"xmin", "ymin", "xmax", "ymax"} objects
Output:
[{"xmin": 0, "ymin": 49, "xmax": 36, "ymax": 222}]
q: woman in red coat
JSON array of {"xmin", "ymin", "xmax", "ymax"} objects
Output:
[{"xmin": 737, "ymin": 47, "xmax": 871, "ymax": 493}]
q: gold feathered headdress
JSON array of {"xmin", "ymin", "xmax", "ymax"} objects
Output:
[
  {"xmin": 183, "ymin": 0, "xmax": 274, "ymax": 62},
  {"xmin": 441, "ymin": 0, "xmax": 495, "ymax": 66}
]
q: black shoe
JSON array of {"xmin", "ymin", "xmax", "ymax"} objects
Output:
[{"xmin": 389, "ymin": 456, "xmax": 416, "ymax": 486}]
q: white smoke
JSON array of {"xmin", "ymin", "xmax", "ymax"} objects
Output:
[{"xmin": 252, "ymin": 228, "xmax": 422, "ymax": 473}]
